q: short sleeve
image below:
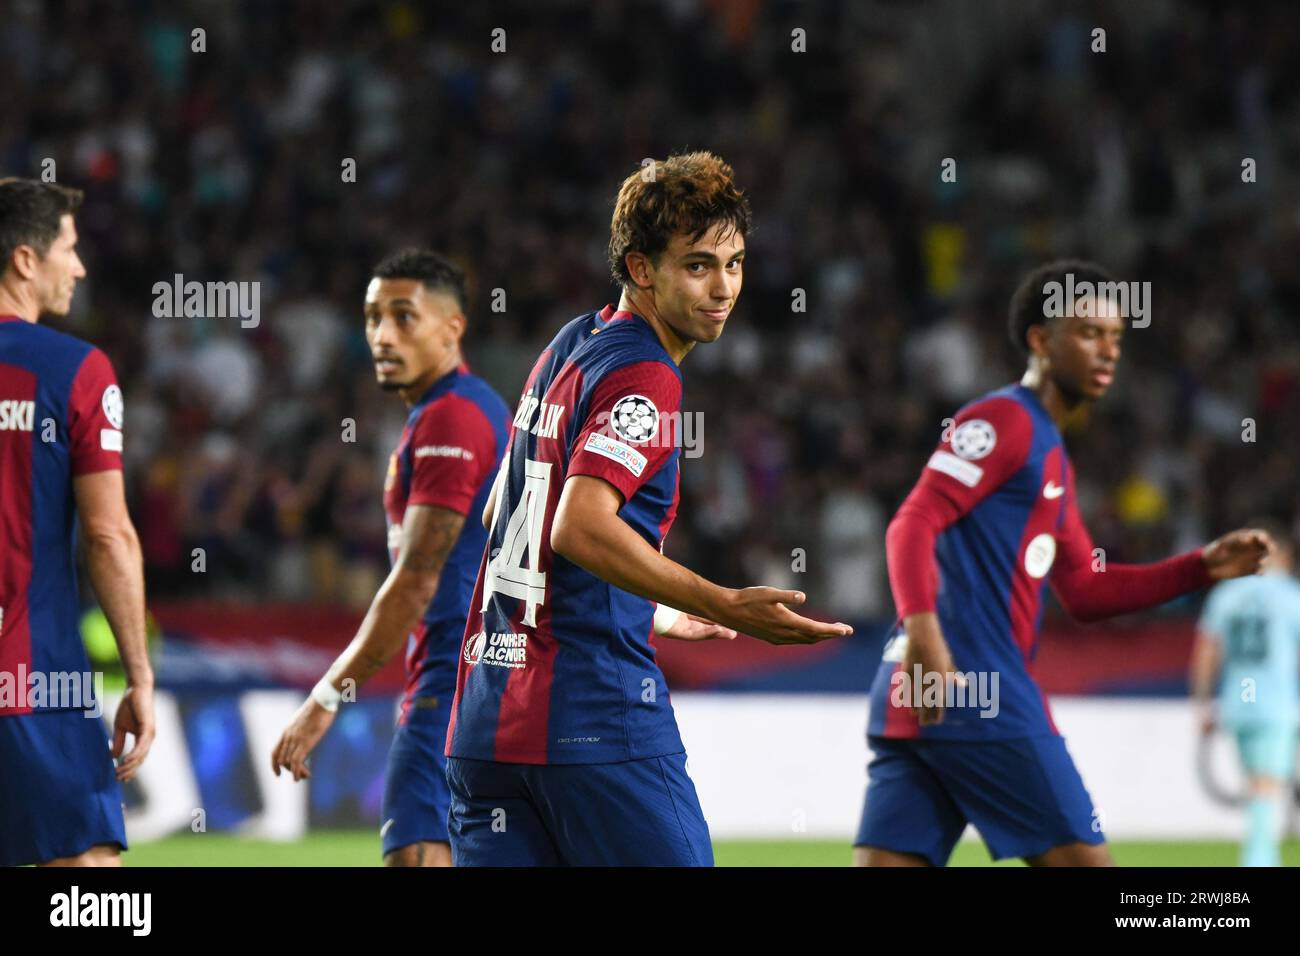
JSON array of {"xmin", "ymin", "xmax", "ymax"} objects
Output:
[
  {"xmin": 68, "ymin": 348, "xmax": 124, "ymax": 476},
  {"xmin": 567, "ymin": 360, "xmax": 682, "ymax": 503},
  {"xmin": 406, "ymin": 394, "xmax": 499, "ymax": 516}
]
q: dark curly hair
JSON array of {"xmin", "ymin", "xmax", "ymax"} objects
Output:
[
  {"xmin": 608, "ymin": 151, "xmax": 752, "ymax": 288},
  {"xmin": 1008, "ymin": 258, "xmax": 1118, "ymax": 355}
]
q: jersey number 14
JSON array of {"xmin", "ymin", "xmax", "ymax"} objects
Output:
[{"xmin": 482, "ymin": 457, "xmax": 551, "ymax": 627}]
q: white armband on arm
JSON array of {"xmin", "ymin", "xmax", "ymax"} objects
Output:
[
  {"xmin": 310, "ymin": 677, "xmax": 342, "ymax": 712},
  {"xmin": 653, "ymin": 603, "xmax": 683, "ymax": 635}
]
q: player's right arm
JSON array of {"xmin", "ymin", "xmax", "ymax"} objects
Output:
[
  {"xmin": 552, "ymin": 476, "xmax": 847, "ymax": 644},
  {"xmin": 885, "ymin": 398, "xmax": 1033, "ymax": 724},
  {"xmin": 74, "ymin": 470, "xmax": 154, "ymax": 780},
  {"xmin": 272, "ymin": 503, "xmax": 466, "ymax": 781},
  {"xmin": 273, "ymin": 398, "xmax": 497, "ymax": 781},
  {"xmin": 550, "ymin": 359, "xmax": 849, "ymax": 646}
]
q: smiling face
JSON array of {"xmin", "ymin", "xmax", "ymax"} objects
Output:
[
  {"xmin": 1029, "ymin": 294, "xmax": 1124, "ymax": 403},
  {"xmin": 627, "ymin": 220, "xmax": 745, "ymax": 350},
  {"xmin": 363, "ymin": 277, "xmax": 465, "ymax": 399},
  {"xmin": 31, "ymin": 214, "xmax": 86, "ymax": 317}
]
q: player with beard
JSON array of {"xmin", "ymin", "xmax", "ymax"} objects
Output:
[{"xmin": 272, "ymin": 249, "xmax": 509, "ymax": 867}]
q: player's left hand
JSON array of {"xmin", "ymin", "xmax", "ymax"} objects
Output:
[
  {"xmin": 111, "ymin": 683, "xmax": 156, "ymax": 783},
  {"xmin": 1202, "ymin": 529, "xmax": 1275, "ymax": 580},
  {"xmin": 662, "ymin": 613, "xmax": 737, "ymax": 642},
  {"xmin": 271, "ymin": 698, "xmax": 337, "ymax": 782}
]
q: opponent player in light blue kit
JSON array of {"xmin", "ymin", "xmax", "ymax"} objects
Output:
[{"xmin": 1192, "ymin": 522, "xmax": 1300, "ymax": 867}]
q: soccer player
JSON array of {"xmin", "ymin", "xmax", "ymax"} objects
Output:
[
  {"xmin": 1191, "ymin": 521, "xmax": 1300, "ymax": 867},
  {"xmin": 855, "ymin": 259, "xmax": 1274, "ymax": 867},
  {"xmin": 444, "ymin": 151, "xmax": 852, "ymax": 867},
  {"xmin": 271, "ymin": 249, "xmax": 510, "ymax": 867},
  {"xmin": 0, "ymin": 178, "xmax": 154, "ymax": 867}
]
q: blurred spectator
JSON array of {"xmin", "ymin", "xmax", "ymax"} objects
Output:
[{"xmin": 4, "ymin": 0, "xmax": 1298, "ymax": 617}]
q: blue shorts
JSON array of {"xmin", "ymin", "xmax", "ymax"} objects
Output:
[
  {"xmin": 0, "ymin": 709, "xmax": 127, "ymax": 867},
  {"xmin": 855, "ymin": 735, "xmax": 1103, "ymax": 866},
  {"xmin": 446, "ymin": 751, "xmax": 713, "ymax": 866},
  {"xmin": 1235, "ymin": 725, "xmax": 1298, "ymax": 780},
  {"xmin": 380, "ymin": 695, "xmax": 453, "ymax": 856}
]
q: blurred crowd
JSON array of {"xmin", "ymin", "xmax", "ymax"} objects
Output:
[{"xmin": 4, "ymin": 0, "xmax": 1299, "ymax": 619}]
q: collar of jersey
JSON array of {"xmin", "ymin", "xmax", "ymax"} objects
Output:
[
  {"xmin": 412, "ymin": 361, "xmax": 468, "ymax": 408},
  {"xmin": 0, "ymin": 314, "xmax": 24, "ymax": 324},
  {"xmin": 1012, "ymin": 382, "xmax": 1065, "ymax": 438},
  {"xmin": 1013, "ymin": 382, "xmax": 1049, "ymax": 418},
  {"xmin": 597, "ymin": 304, "xmax": 641, "ymax": 324}
]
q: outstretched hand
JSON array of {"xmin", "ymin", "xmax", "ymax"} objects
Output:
[{"xmin": 715, "ymin": 587, "xmax": 853, "ymax": 646}]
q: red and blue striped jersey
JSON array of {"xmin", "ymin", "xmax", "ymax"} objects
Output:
[
  {"xmin": 1, "ymin": 315, "xmax": 123, "ymax": 715},
  {"xmin": 382, "ymin": 364, "xmax": 509, "ymax": 720},
  {"xmin": 870, "ymin": 383, "xmax": 1208, "ymax": 739},
  {"xmin": 447, "ymin": 306, "xmax": 684, "ymax": 764}
]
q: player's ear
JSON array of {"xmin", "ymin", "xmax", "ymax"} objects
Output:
[
  {"xmin": 1025, "ymin": 322, "xmax": 1050, "ymax": 358},
  {"xmin": 624, "ymin": 251, "xmax": 654, "ymax": 290},
  {"xmin": 446, "ymin": 310, "xmax": 467, "ymax": 343},
  {"xmin": 8, "ymin": 243, "xmax": 38, "ymax": 281}
]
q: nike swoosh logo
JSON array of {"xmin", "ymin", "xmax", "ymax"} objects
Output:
[
  {"xmin": 381, "ymin": 819, "xmax": 395, "ymax": 838},
  {"xmin": 1043, "ymin": 481, "xmax": 1065, "ymax": 499}
]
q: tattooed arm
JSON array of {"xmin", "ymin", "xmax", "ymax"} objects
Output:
[
  {"xmin": 273, "ymin": 504, "xmax": 464, "ymax": 780},
  {"xmin": 327, "ymin": 503, "xmax": 465, "ymax": 687}
]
